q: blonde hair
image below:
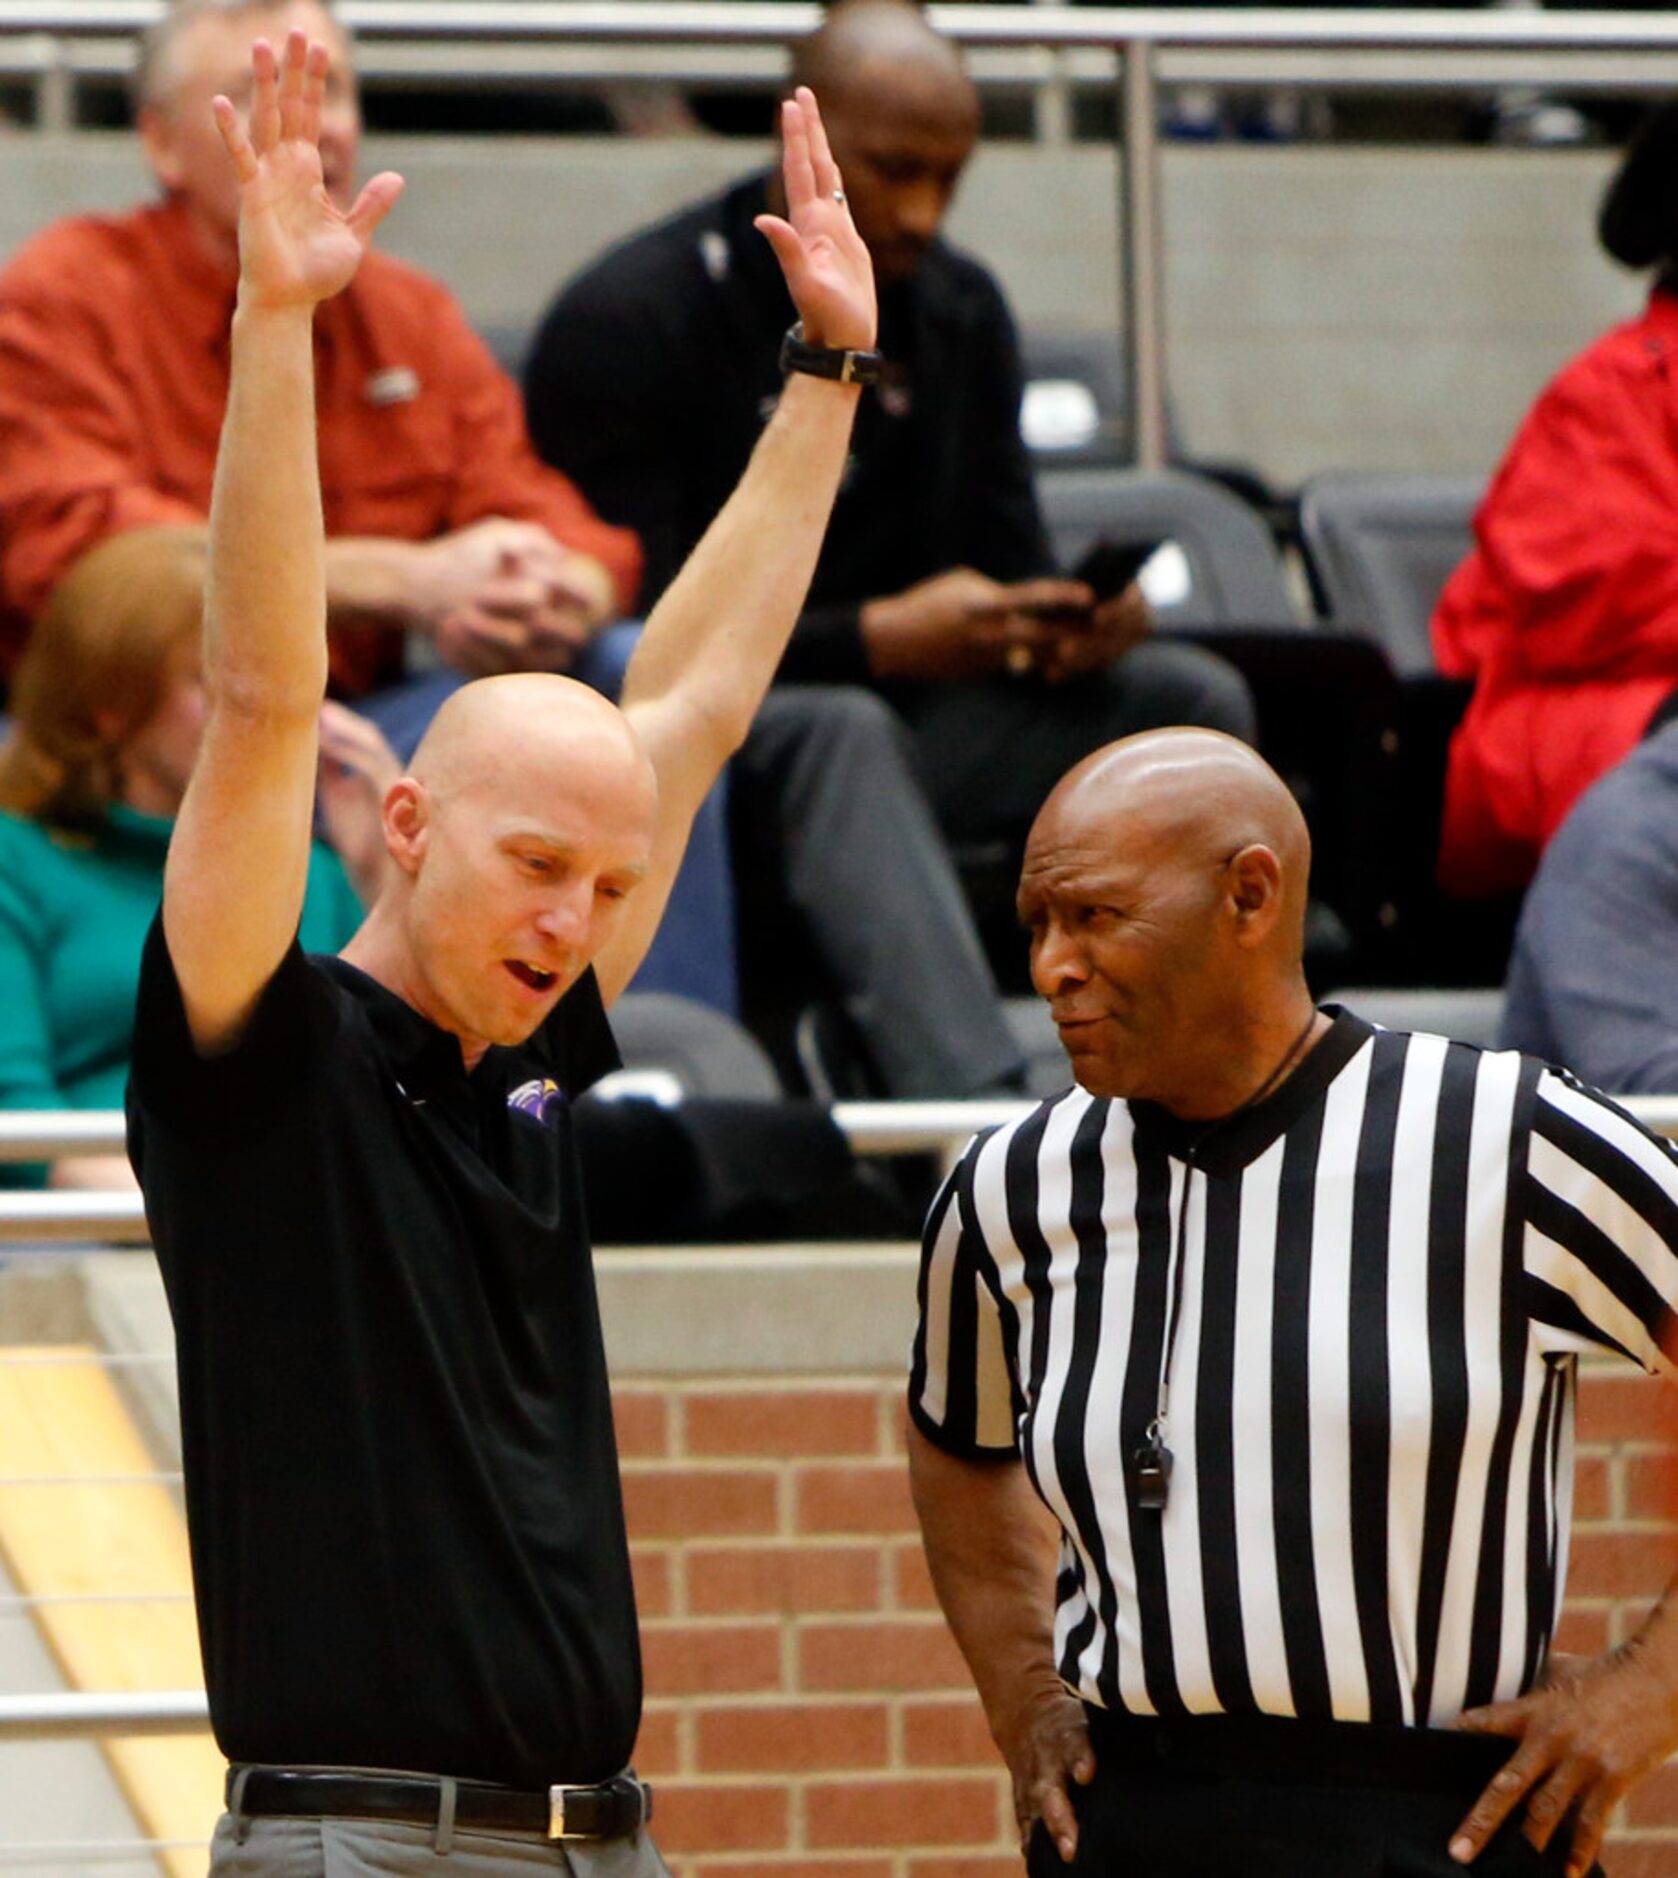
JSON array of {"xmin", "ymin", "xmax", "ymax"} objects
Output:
[{"xmin": 0, "ymin": 527, "xmax": 208, "ymax": 826}]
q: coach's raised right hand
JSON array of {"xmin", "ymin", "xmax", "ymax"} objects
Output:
[{"xmin": 214, "ymin": 27, "xmax": 402, "ymax": 313}]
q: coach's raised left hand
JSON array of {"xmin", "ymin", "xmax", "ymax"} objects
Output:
[{"xmin": 1449, "ymin": 1620, "xmax": 1678, "ymax": 1876}]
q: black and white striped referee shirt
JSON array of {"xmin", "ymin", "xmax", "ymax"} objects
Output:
[{"xmin": 909, "ymin": 1010, "xmax": 1678, "ymax": 1729}]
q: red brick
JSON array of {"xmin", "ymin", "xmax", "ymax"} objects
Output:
[
  {"xmin": 650, "ymin": 1784, "xmax": 791, "ymax": 1855},
  {"xmin": 633, "ymin": 1547, "xmax": 674, "ymax": 1618},
  {"xmin": 887, "ymin": 1396, "xmax": 911, "ymax": 1454},
  {"xmin": 1573, "ymin": 1455, "xmax": 1614, "ymax": 1523},
  {"xmin": 805, "ymin": 1776, "xmax": 1002, "ymax": 1849},
  {"xmin": 696, "ymin": 1701, "xmax": 891, "ymax": 1773},
  {"xmin": 1602, "ymin": 1843, "xmax": 1678, "ymax": 1878},
  {"xmin": 614, "ymin": 1390, "xmax": 671, "ymax": 1458},
  {"xmin": 892, "ymin": 1542, "xmax": 939, "ymax": 1611},
  {"xmin": 901, "ymin": 1698, "xmax": 1001, "ymax": 1769},
  {"xmin": 1552, "ymin": 1604, "xmax": 1612, "ymax": 1657},
  {"xmin": 800, "ymin": 1620, "xmax": 971, "ymax": 1694},
  {"xmin": 687, "ymin": 1390, "xmax": 882, "ymax": 1458},
  {"xmin": 1624, "ymin": 1763, "xmax": 1678, "ymax": 1828},
  {"xmin": 1625, "ymin": 1452, "xmax": 1678, "ymax": 1524},
  {"xmin": 633, "ymin": 1706, "xmax": 682, "ymax": 1777},
  {"xmin": 688, "ymin": 1544, "xmax": 882, "ymax": 1617},
  {"xmin": 1577, "ymin": 1374, "xmax": 1668, "ymax": 1444},
  {"xmin": 694, "ymin": 1865, "xmax": 893, "ymax": 1878},
  {"xmin": 908, "ymin": 1861, "xmax": 1025, "ymax": 1878},
  {"xmin": 643, "ymin": 1622, "xmax": 784, "ymax": 1697},
  {"xmin": 794, "ymin": 1464, "xmax": 917, "ymax": 1536},
  {"xmin": 623, "ymin": 1468, "xmax": 781, "ymax": 1540},
  {"xmin": 1565, "ymin": 1531, "xmax": 1678, "ymax": 1600}
]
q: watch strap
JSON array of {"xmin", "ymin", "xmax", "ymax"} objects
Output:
[{"xmin": 780, "ymin": 321, "xmax": 884, "ymax": 387}]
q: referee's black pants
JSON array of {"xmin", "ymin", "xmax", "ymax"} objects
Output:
[{"xmin": 1026, "ymin": 1709, "xmax": 1604, "ymax": 1878}]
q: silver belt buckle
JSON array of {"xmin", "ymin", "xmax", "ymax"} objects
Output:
[{"xmin": 548, "ymin": 1785, "xmax": 581, "ymax": 1840}]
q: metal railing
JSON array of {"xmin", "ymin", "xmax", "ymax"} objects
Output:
[
  {"xmin": 7, "ymin": 6, "xmax": 1678, "ymax": 463},
  {"xmin": 0, "ymin": 1690, "xmax": 207, "ymax": 1738},
  {"xmin": 5, "ymin": 1091, "xmax": 1678, "ymax": 1239}
]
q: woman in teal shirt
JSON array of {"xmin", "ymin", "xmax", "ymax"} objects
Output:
[{"xmin": 0, "ymin": 527, "xmax": 395, "ymax": 1186}]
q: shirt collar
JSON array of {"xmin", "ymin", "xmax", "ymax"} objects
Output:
[
  {"xmin": 1128, "ymin": 1005, "xmax": 1373, "ymax": 1176},
  {"xmin": 316, "ymin": 954, "xmax": 560, "ymax": 1102}
]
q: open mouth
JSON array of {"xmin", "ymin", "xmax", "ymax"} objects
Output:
[{"xmin": 505, "ymin": 960, "xmax": 557, "ymax": 993}]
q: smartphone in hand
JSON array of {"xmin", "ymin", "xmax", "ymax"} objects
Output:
[
  {"xmin": 1073, "ymin": 537, "xmax": 1161, "ymax": 602},
  {"xmin": 1016, "ymin": 538, "xmax": 1161, "ymax": 624}
]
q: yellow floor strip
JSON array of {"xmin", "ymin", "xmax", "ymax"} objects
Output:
[{"xmin": 0, "ymin": 1345, "xmax": 220, "ymax": 1877}]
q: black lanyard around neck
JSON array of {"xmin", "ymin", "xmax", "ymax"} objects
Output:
[{"xmin": 1129, "ymin": 1006, "xmax": 1321, "ymax": 1513}]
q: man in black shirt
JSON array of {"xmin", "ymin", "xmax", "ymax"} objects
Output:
[
  {"xmin": 525, "ymin": 2, "xmax": 1254, "ymax": 1050},
  {"xmin": 126, "ymin": 31, "xmax": 877, "ymax": 1873}
]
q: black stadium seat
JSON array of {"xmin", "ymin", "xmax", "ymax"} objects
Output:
[
  {"xmin": 1034, "ymin": 464, "xmax": 1301, "ymax": 630},
  {"xmin": 1298, "ymin": 470, "xmax": 1481, "ymax": 676},
  {"xmin": 1299, "ymin": 471, "xmax": 1516, "ymax": 986}
]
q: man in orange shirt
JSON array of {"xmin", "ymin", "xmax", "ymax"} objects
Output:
[{"xmin": 0, "ymin": 0, "xmax": 639, "ymax": 701}]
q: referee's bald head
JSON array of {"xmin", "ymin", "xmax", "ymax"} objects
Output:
[
  {"xmin": 1040, "ymin": 728, "xmax": 1310, "ymax": 948},
  {"xmin": 1018, "ymin": 729, "xmax": 1315, "ymax": 1111}
]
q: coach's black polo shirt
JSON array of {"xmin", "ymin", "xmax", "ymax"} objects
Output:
[{"xmin": 127, "ymin": 918, "xmax": 638, "ymax": 1788}]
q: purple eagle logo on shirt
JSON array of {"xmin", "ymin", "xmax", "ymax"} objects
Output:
[{"xmin": 508, "ymin": 1077, "xmax": 563, "ymax": 1124}]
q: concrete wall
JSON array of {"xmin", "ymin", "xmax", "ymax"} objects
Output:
[{"xmin": 0, "ymin": 133, "xmax": 1644, "ymax": 488}]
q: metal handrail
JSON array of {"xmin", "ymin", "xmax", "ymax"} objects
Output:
[
  {"xmin": 0, "ymin": 1690, "xmax": 208, "ymax": 1738},
  {"xmin": 8, "ymin": 5, "xmax": 1678, "ymax": 51},
  {"xmin": 2, "ymin": 1086, "xmax": 1677, "ymax": 1223}
]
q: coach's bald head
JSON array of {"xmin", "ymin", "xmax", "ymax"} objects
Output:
[
  {"xmin": 346, "ymin": 674, "xmax": 657, "ymax": 1067},
  {"xmin": 1019, "ymin": 729, "xmax": 1322, "ymax": 1115}
]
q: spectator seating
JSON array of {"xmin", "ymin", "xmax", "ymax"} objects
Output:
[
  {"xmin": 599, "ymin": 991, "xmax": 784, "ymax": 1102},
  {"xmin": 1298, "ymin": 471, "xmax": 1515, "ymax": 987},
  {"xmin": 1035, "ymin": 464, "xmax": 1302, "ymax": 630},
  {"xmin": 1298, "ymin": 470, "xmax": 1480, "ymax": 675},
  {"xmin": 1018, "ymin": 328, "xmax": 1131, "ymax": 465}
]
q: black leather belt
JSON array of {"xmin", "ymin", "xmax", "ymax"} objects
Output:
[{"xmin": 227, "ymin": 1766, "xmax": 653, "ymax": 1840}]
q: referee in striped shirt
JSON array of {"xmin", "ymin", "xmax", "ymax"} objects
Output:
[{"xmin": 908, "ymin": 729, "xmax": 1678, "ymax": 1878}]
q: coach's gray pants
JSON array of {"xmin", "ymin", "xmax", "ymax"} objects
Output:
[{"xmin": 208, "ymin": 1813, "xmax": 673, "ymax": 1877}]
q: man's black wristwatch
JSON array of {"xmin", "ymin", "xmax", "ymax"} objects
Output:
[{"xmin": 780, "ymin": 321, "xmax": 884, "ymax": 387}]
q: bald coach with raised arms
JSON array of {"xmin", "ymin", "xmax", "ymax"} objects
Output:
[{"xmin": 124, "ymin": 29, "xmax": 878, "ymax": 1875}]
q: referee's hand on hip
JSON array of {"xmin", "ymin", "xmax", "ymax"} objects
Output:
[
  {"xmin": 1449, "ymin": 1636, "xmax": 1678, "ymax": 1877},
  {"xmin": 1003, "ymin": 1679, "xmax": 1097, "ymax": 1865}
]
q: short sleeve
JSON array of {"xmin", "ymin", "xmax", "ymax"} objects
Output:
[
  {"xmin": 544, "ymin": 967, "xmax": 620, "ymax": 1100},
  {"xmin": 127, "ymin": 913, "xmax": 341, "ymax": 1134},
  {"xmin": 1521, "ymin": 1065, "xmax": 1678, "ymax": 1375},
  {"xmin": 908, "ymin": 1130, "xmax": 1023, "ymax": 1459}
]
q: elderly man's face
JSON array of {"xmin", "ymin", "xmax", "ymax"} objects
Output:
[
  {"xmin": 141, "ymin": 0, "xmax": 359, "ymax": 253},
  {"xmin": 1018, "ymin": 807, "xmax": 1236, "ymax": 1105},
  {"xmin": 816, "ymin": 73, "xmax": 977, "ymax": 283}
]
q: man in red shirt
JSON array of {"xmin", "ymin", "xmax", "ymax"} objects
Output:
[{"xmin": 0, "ymin": 0, "xmax": 640, "ymax": 700}]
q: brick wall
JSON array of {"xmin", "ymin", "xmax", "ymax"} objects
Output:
[{"xmin": 615, "ymin": 1369, "xmax": 1678, "ymax": 1878}]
